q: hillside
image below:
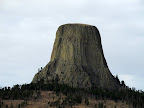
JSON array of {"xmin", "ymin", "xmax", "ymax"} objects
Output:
[
  {"xmin": 1, "ymin": 91, "xmax": 130, "ymax": 108},
  {"xmin": 0, "ymin": 82, "xmax": 144, "ymax": 108}
]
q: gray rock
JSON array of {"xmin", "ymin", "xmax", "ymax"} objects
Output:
[{"xmin": 32, "ymin": 24, "xmax": 121, "ymax": 90}]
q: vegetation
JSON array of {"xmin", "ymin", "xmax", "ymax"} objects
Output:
[
  {"xmin": 85, "ymin": 96, "xmax": 89, "ymax": 106},
  {"xmin": 0, "ymin": 84, "xmax": 34, "ymax": 100},
  {"xmin": 0, "ymin": 78, "xmax": 144, "ymax": 108}
]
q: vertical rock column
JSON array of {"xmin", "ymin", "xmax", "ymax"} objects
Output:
[{"xmin": 32, "ymin": 24, "xmax": 121, "ymax": 90}]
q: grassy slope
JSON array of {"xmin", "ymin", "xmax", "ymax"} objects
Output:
[{"xmin": 2, "ymin": 91, "xmax": 131, "ymax": 108}]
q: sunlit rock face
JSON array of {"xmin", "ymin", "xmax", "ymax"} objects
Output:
[{"xmin": 32, "ymin": 24, "xmax": 121, "ymax": 90}]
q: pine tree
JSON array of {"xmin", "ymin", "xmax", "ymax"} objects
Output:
[
  {"xmin": 18, "ymin": 104, "xmax": 20, "ymax": 108},
  {"xmin": 10, "ymin": 103, "xmax": 13, "ymax": 108},
  {"xmin": 0, "ymin": 100, "xmax": 1, "ymax": 108},
  {"xmin": 85, "ymin": 97, "xmax": 89, "ymax": 106},
  {"xmin": 115, "ymin": 75, "xmax": 120, "ymax": 84},
  {"xmin": 94, "ymin": 104, "xmax": 97, "ymax": 108},
  {"xmin": 5, "ymin": 105, "xmax": 8, "ymax": 108}
]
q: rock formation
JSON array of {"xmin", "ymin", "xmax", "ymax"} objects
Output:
[{"xmin": 32, "ymin": 24, "xmax": 121, "ymax": 90}]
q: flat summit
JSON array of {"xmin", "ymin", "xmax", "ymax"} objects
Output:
[{"xmin": 32, "ymin": 24, "xmax": 121, "ymax": 90}]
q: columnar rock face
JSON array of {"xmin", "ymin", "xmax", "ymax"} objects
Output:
[{"xmin": 32, "ymin": 24, "xmax": 121, "ymax": 90}]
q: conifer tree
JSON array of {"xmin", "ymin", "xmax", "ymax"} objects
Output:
[
  {"xmin": 10, "ymin": 103, "xmax": 13, "ymax": 108},
  {"xmin": 85, "ymin": 97, "xmax": 89, "ymax": 106}
]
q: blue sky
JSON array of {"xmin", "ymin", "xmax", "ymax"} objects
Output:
[{"xmin": 0, "ymin": 0, "xmax": 144, "ymax": 90}]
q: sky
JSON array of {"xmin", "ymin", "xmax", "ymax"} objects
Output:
[{"xmin": 0, "ymin": 0, "xmax": 144, "ymax": 90}]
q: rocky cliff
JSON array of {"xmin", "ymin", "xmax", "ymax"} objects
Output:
[{"xmin": 32, "ymin": 24, "xmax": 121, "ymax": 90}]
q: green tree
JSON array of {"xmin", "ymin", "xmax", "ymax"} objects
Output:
[
  {"xmin": 121, "ymin": 80, "xmax": 125, "ymax": 87},
  {"xmin": 98, "ymin": 102, "xmax": 103, "ymax": 108},
  {"xmin": 10, "ymin": 103, "xmax": 13, "ymax": 108},
  {"xmin": 94, "ymin": 104, "xmax": 97, "ymax": 108},
  {"xmin": 0, "ymin": 100, "xmax": 1, "ymax": 108},
  {"xmin": 85, "ymin": 97, "xmax": 89, "ymax": 106},
  {"xmin": 75, "ymin": 95, "xmax": 82, "ymax": 104},
  {"xmin": 5, "ymin": 105, "xmax": 8, "ymax": 108},
  {"xmin": 18, "ymin": 104, "xmax": 20, "ymax": 108},
  {"xmin": 115, "ymin": 75, "xmax": 120, "ymax": 84}
]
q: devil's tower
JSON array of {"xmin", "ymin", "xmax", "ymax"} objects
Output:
[{"xmin": 32, "ymin": 24, "xmax": 121, "ymax": 90}]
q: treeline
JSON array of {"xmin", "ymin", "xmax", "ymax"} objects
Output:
[
  {"xmin": 0, "ymin": 79, "xmax": 144, "ymax": 108},
  {"xmin": 0, "ymin": 84, "xmax": 34, "ymax": 100}
]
